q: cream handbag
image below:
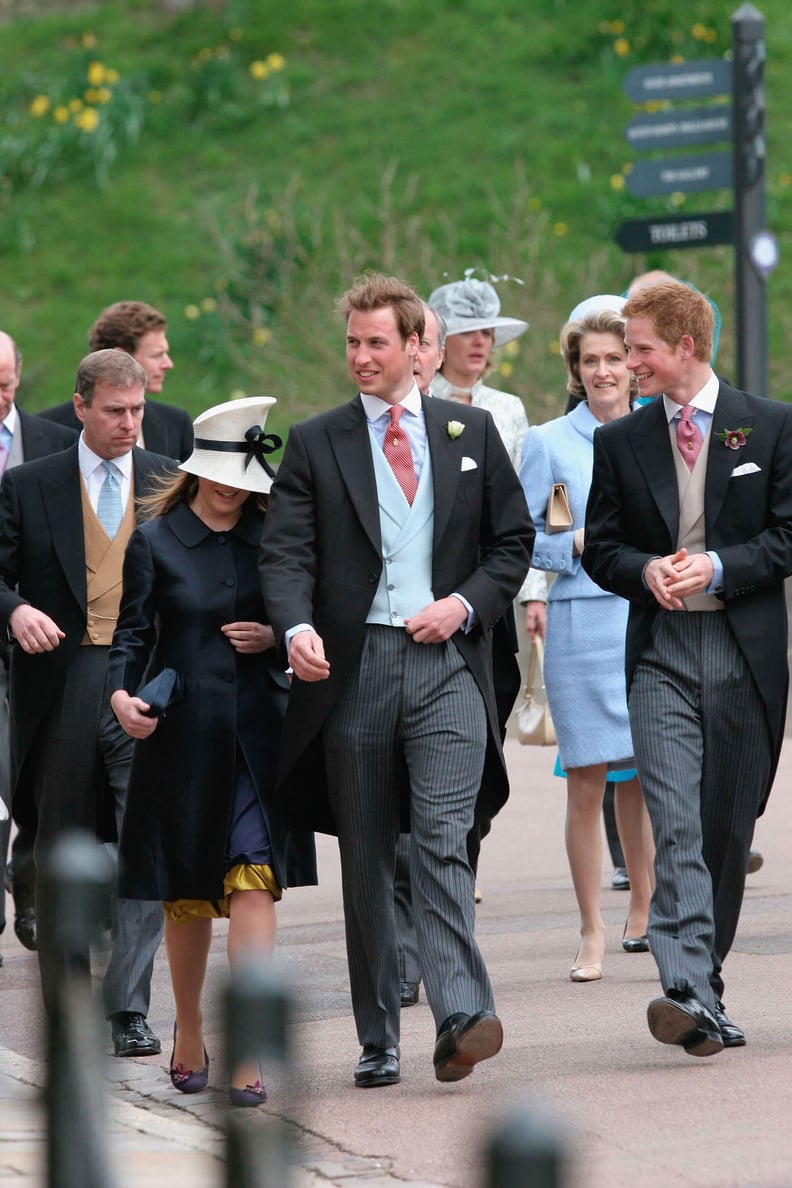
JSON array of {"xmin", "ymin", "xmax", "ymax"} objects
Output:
[{"xmin": 516, "ymin": 638, "xmax": 556, "ymax": 746}]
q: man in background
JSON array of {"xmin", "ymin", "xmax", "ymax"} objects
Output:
[
  {"xmin": 0, "ymin": 330, "xmax": 76, "ymax": 966},
  {"xmin": 41, "ymin": 300, "xmax": 193, "ymax": 462}
]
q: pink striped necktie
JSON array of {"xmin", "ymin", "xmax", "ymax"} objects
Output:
[
  {"xmin": 383, "ymin": 404, "xmax": 417, "ymax": 504},
  {"xmin": 676, "ymin": 404, "xmax": 703, "ymax": 471}
]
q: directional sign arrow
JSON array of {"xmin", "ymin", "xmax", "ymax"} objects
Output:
[
  {"xmin": 614, "ymin": 211, "xmax": 734, "ymax": 253},
  {"xmin": 622, "ymin": 58, "xmax": 733, "ymax": 103},
  {"xmin": 625, "ymin": 105, "xmax": 733, "ymax": 151},
  {"xmin": 625, "ymin": 151, "xmax": 733, "ymax": 197}
]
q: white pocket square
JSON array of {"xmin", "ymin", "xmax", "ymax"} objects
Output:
[
  {"xmin": 731, "ymin": 462, "xmax": 761, "ymax": 477},
  {"xmin": 460, "ymin": 456, "xmax": 477, "ymax": 472}
]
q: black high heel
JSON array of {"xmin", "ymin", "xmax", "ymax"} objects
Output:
[{"xmin": 622, "ymin": 919, "xmax": 650, "ymax": 953}]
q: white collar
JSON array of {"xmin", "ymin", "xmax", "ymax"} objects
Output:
[
  {"xmin": 1, "ymin": 404, "xmax": 19, "ymax": 435},
  {"xmin": 662, "ymin": 371, "xmax": 719, "ymax": 422},
  {"xmin": 78, "ymin": 434, "xmax": 134, "ymax": 479},
  {"xmin": 360, "ymin": 381, "xmax": 422, "ymax": 423}
]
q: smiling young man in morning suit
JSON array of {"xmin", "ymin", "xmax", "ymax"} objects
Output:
[
  {"xmin": 259, "ymin": 273, "xmax": 533, "ymax": 1087},
  {"xmin": 583, "ymin": 281, "xmax": 792, "ymax": 1056}
]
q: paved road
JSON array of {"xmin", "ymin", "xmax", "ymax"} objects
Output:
[{"xmin": 2, "ymin": 738, "xmax": 791, "ymax": 1187}]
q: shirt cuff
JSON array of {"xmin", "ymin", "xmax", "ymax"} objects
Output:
[
  {"xmin": 705, "ymin": 551, "xmax": 724, "ymax": 594},
  {"xmin": 450, "ymin": 593, "xmax": 477, "ymax": 634},
  {"xmin": 284, "ymin": 623, "xmax": 314, "ymax": 660}
]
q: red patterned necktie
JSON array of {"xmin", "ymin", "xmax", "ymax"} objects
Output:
[
  {"xmin": 676, "ymin": 404, "xmax": 703, "ymax": 472},
  {"xmin": 383, "ymin": 404, "xmax": 417, "ymax": 504}
]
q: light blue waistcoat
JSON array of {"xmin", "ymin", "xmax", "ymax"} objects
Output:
[{"xmin": 366, "ymin": 434, "xmax": 435, "ymax": 627}]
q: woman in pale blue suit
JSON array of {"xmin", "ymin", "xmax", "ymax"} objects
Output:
[{"xmin": 520, "ymin": 304, "xmax": 654, "ymax": 983}]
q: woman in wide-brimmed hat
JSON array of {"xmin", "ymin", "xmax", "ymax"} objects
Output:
[{"xmin": 109, "ymin": 397, "xmax": 316, "ymax": 1107}]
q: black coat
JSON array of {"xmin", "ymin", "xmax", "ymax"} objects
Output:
[
  {"xmin": 583, "ymin": 384, "xmax": 792, "ymax": 810},
  {"xmin": 40, "ymin": 397, "xmax": 194, "ymax": 462},
  {"xmin": 259, "ymin": 393, "xmax": 534, "ymax": 835},
  {"xmin": 108, "ymin": 499, "xmax": 317, "ymax": 900},
  {"xmin": 0, "ymin": 444, "xmax": 174, "ymax": 831}
]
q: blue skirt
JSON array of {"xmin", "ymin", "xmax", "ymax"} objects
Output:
[{"xmin": 544, "ymin": 594, "xmax": 634, "ymax": 770}]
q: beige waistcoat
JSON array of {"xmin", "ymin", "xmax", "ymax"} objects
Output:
[
  {"xmin": 668, "ymin": 417, "xmax": 723, "ymax": 612},
  {"xmin": 80, "ymin": 475, "xmax": 136, "ymax": 645}
]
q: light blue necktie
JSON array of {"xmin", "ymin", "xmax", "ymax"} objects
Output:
[{"xmin": 96, "ymin": 461, "xmax": 122, "ymax": 539}]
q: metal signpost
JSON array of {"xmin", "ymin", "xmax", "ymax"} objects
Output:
[{"xmin": 614, "ymin": 4, "xmax": 774, "ymax": 393}]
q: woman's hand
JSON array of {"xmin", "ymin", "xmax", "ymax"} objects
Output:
[
  {"xmin": 221, "ymin": 621, "xmax": 275, "ymax": 654},
  {"xmin": 524, "ymin": 600, "xmax": 547, "ymax": 643},
  {"xmin": 110, "ymin": 690, "xmax": 159, "ymax": 739}
]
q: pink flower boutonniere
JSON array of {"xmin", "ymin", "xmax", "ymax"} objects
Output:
[{"xmin": 716, "ymin": 427, "xmax": 752, "ymax": 450}]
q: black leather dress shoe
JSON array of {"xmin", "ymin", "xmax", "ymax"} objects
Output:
[
  {"xmin": 400, "ymin": 980, "xmax": 420, "ymax": 1008},
  {"xmin": 647, "ymin": 993, "xmax": 723, "ymax": 1057},
  {"xmin": 14, "ymin": 908, "xmax": 37, "ymax": 952},
  {"xmin": 433, "ymin": 1010, "xmax": 503, "ymax": 1083},
  {"xmin": 354, "ymin": 1045, "xmax": 400, "ymax": 1088},
  {"xmin": 110, "ymin": 1012, "xmax": 162, "ymax": 1057},
  {"xmin": 714, "ymin": 1001, "xmax": 746, "ymax": 1047}
]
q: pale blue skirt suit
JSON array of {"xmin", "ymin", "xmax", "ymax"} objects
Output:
[{"xmin": 520, "ymin": 402, "xmax": 634, "ymax": 770}]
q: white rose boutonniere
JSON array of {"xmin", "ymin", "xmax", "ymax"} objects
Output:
[{"xmin": 447, "ymin": 420, "xmax": 465, "ymax": 440}]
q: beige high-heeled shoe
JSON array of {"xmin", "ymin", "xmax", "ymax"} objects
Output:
[{"xmin": 570, "ymin": 938, "xmax": 605, "ymax": 982}]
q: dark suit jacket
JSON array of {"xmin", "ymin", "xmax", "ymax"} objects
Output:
[
  {"xmin": 0, "ymin": 444, "xmax": 175, "ymax": 827},
  {"xmin": 583, "ymin": 383, "xmax": 792, "ymax": 808},
  {"xmin": 259, "ymin": 393, "xmax": 534, "ymax": 835},
  {"xmin": 39, "ymin": 398, "xmax": 193, "ymax": 462},
  {"xmin": 14, "ymin": 408, "xmax": 77, "ymax": 461}
]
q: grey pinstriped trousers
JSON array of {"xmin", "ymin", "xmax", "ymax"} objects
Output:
[
  {"xmin": 325, "ymin": 625, "xmax": 494, "ymax": 1051},
  {"xmin": 629, "ymin": 611, "xmax": 770, "ymax": 1010}
]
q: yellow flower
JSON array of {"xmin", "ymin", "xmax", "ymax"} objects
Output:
[
  {"xmin": 229, "ymin": 389, "xmax": 248, "ymax": 401},
  {"xmin": 610, "ymin": 174, "xmax": 626, "ymax": 191},
  {"xmin": 87, "ymin": 61, "xmax": 106, "ymax": 86},
  {"xmin": 553, "ymin": 222, "xmax": 568, "ymax": 237},
  {"xmin": 53, "ymin": 105, "xmax": 70, "ymax": 125},
  {"xmin": 215, "ymin": 45, "xmax": 230, "ymax": 60},
  {"xmin": 503, "ymin": 340, "xmax": 520, "ymax": 359},
  {"xmin": 96, "ymin": 88, "xmax": 112, "ymax": 104},
  {"xmin": 249, "ymin": 60, "xmax": 269, "ymax": 80},
  {"xmin": 549, "ymin": 339, "xmax": 560, "ymax": 355},
  {"xmin": 670, "ymin": 54, "xmax": 685, "ymax": 65},
  {"xmin": 613, "ymin": 37, "xmax": 630, "ymax": 57},
  {"xmin": 196, "ymin": 47, "xmax": 213, "ymax": 63},
  {"xmin": 148, "ymin": 91, "xmax": 162, "ymax": 105},
  {"xmin": 527, "ymin": 196, "xmax": 542, "ymax": 212},
  {"xmin": 704, "ymin": 28, "xmax": 718, "ymax": 43},
  {"xmin": 669, "ymin": 191, "xmax": 686, "ymax": 207},
  {"xmin": 75, "ymin": 107, "xmax": 100, "ymax": 133},
  {"xmin": 69, "ymin": 98, "xmax": 83, "ymax": 113},
  {"xmin": 184, "ymin": 305, "xmax": 201, "ymax": 321},
  {"xmin": 105, "ymin": 68, "xmax": 120, "ymax": 84},
  {"xmin": 266, "ymin": 52, "xmax": 286, "ymax": 71},
  {"xmin": 84, "ymin": 89, "xmax": 100, "ymax": 104},
  {"xmin": 252, "ymin": 327, "xmax": 272, "ymax": 346},
  {"xmin": 228, "ymin": 27, "xmax": 242, "ymax": 41},
  {"xmin": 691, "ymin": 22, "xmax": 708, "ymax": 40},
  {"xmin": 201, "ymin": 297, "xmax": 217, "ymax": 313},
  {"xmin": 778, "ymin": 172, "xmax": 792, "ymax": 188},
  {"xmin": 498, "ymin": 361, "xmax": 514, "ymax": 378},
  {"xmin": 622, "ymin": 162, "xmax": 633, "ymax": 174},
  {"xmin": 610, "ymin": 19, "xmax": 625, "ymax": 34},
  {"xmin": 81, "ymin": 32, "xmax": 97, "ymax": 49},
  {"xmin": 29, "ymin": 95, "xmax": 51, "ymax": 117}
]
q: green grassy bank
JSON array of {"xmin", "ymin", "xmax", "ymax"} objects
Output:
[{"xmin": 1, "ymin": 0, "xmax": 790, "ymax": 438}]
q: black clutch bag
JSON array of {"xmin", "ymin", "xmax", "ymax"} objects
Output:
[{"xmin": 136, "ymin": 668, "xmax": 183, "ymax": 718}]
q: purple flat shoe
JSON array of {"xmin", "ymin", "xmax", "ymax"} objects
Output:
[{"xmin": 229, "ymin": 1079, "xmax": 267, "ymax": 1108}]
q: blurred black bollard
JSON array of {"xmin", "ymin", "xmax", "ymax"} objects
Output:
[
  {"xmin": 225, "ymin": 961, "xmax": 292, "ymax": 1188},
  {"xmin": 39, "ymin": 829, "xmax": 116, "ymax": 1188},
  {"xmin": 485, "ymin": 1101, "xmax": 570, "ymax": 1188}
]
